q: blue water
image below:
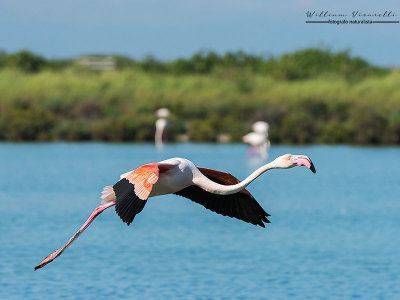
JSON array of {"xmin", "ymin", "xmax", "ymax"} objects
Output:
[{"xmin": 0, "ymin": 143, "xmax": 399, "ymax": 299}]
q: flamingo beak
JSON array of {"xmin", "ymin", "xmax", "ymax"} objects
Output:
[{"xmin": 290, "ymin": 155, "xmax": 316, "ymax": 173}]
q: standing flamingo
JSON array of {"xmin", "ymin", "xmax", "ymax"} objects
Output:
[
  {"xmin": 155, "ymin": 108, "xmax": 170, "ymax": 147},
  {"xmin": 35, "ymin": 154, "xmax": 316, "ymax": 270},
  {"xmin": 243, "ymin": 121, "xmax": 271, "ymax": 160}
]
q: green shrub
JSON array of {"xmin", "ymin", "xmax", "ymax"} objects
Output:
[
  {"xmin": 348, "ymin": 106, "xmax": 388, "ymax": 144},
  {"xmin": 4, "ymin": 51, "xmax": 47, "ymax": 73},
  {"xmin": 318, "ymin": 121, "xmax": 352, "ymax": 144},
  {"xmin": 278, "ymin": 111, "xmax": 318, "ymax": 144},
  {"xmin": 188, "ymin": 117, "xmax": 220, "ymax": 142},
  {"xmin": 0, "ymin": 107, "xmax": 56, "ymax": 141},
  {"xmin": 0, "ymin": 48, "xmax": 397, "ymax": 144}
]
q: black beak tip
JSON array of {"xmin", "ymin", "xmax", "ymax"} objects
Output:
[{"xmin": 310, "ymin": 162, "xmax": 316, "ymax": 174}]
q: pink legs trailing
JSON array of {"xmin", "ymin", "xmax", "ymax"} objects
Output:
[{"xmin": 34, "ymin": 201, "xmax": 116, "ymax": 270}]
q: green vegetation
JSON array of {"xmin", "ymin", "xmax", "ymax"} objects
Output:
[{"xmin": 0, "ymin": 48, "xmax": 399, "ymax": 144}]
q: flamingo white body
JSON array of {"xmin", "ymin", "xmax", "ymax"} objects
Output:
[
  {"xmin": 242, "ymin": 121, "xmax": 271, "ymax": 160},
  {"xmin": 242, "ymin": 132, "xmax": 266, "ymax": 146},
  {"xmin": 252, "ymin": 121, "xmax": 269, "ymax": 134},
  {"xmin": 243, "ymin": 132, "xmax": 270, "ymax": 159},
  {"xmin": 155, "ymin": 108, "xmax": 170, "ymax": 147},
  {"xmin": 35, "ymin": 154, "xmax": 316, "ymax": 270},
  {"xmin": 149, "ymin": 158, "xmax": 194, "ymax": 196}
]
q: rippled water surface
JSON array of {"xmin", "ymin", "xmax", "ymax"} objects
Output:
[{"xmin": 0, "ymin": 143, "xmax": 399, "ymax": 299}]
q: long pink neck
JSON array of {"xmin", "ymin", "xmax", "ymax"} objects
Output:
[{"xmin": 193, "ymin": 161, "xmax": 278, "ymax": 195}]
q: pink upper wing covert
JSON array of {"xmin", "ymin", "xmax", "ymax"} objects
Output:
[
  {"xmin": 122, "ymin": 163, "xmax": 160, "ymax": 200},
  {"xmin": 115, "ymin": 162, "xmax": 176, "ymax": 225}
]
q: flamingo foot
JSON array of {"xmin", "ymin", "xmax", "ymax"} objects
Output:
[
  {"xmin": 34, "ymin": 201, "xmax": 115, "ymax": 271},
  {"xmin": 34, "ymin": 250, "xmax": 60, "ymax": 270}
]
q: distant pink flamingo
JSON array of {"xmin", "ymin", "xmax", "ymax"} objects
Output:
[
  {"xmin": 155, "ymin": 108, "xmax": 170, "ymax": 147},
  {"xmin": 35, "ymin": 154, "xmax": 316, "ymax": 270},
  {"xmin": 243, "ymin": 121, "xmax": 271, "ymax": 160}
]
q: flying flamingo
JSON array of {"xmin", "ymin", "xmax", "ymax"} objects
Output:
[{"xmin": 35, "ymin": 154, "xmax": 316, "ymax": 270}]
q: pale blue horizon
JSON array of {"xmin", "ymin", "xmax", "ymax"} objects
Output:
[{"xmin": 1, "ymin": 0, "xmax": 399, "ymax": 66}]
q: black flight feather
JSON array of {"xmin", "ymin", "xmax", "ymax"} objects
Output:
[
  {"xmin": 174, "ymin": 167, "xmax": 270, "ymax": 227},
  {"xmin": 113, "ymin": 178, "xmax": 147, "ymax": 226}
]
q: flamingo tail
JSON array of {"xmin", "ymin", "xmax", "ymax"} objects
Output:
[{"xmin": 101, "ymin": 186, "xmax": 116, "ymax": 203}]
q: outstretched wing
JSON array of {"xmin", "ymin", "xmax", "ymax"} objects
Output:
[
  {"xmin": 113, "ymin": 163, "xmax": 160, "ymax": 226},
  {"xmin": 174, "ymin": 167, "xmax": 270, "ymax": 227}
]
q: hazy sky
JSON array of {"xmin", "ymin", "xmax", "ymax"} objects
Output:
[{"xmin": 1, "ymin": 0, "xmax": 399, "ymax": 66}]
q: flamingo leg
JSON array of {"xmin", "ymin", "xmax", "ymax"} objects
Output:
[{"xmin": 34, "ymin": 201, "xmax": 116, "ymax": 270}]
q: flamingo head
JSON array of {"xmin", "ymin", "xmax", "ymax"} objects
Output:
[{"xmin": 274, "ymin": 154, "xmax": 316, "ymax": 173}]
